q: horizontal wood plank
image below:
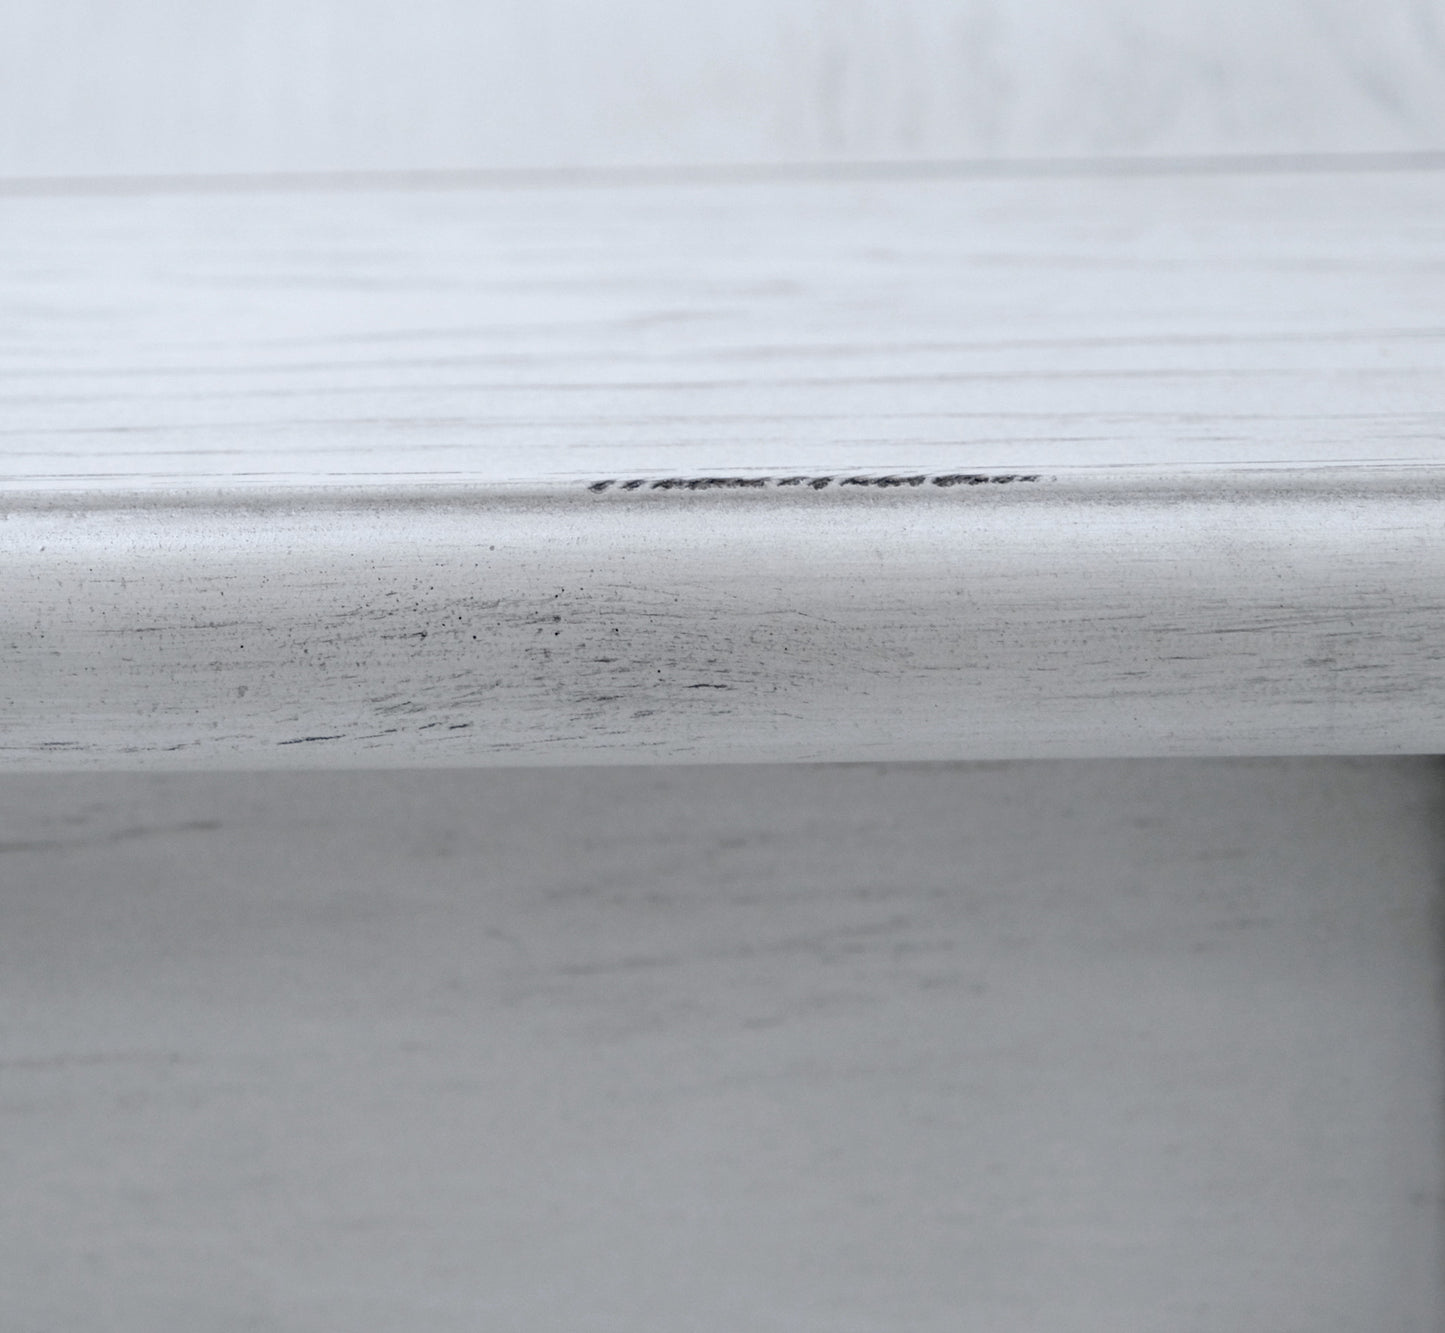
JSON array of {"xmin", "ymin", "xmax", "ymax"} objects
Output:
[
  {"xmin": 3, "ymin": 759, "xmax": 1439, "ymax": 1326},
  {"xmin": 4, "ymin": 168, "xmax": 1445, "ymax": 490},
  {"xmin": 2, "ymin": 167, "xmax": 1443, "ymax": 767}
]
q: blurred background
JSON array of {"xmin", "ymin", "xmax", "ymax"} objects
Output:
[{"xmin": 2, "ymin": 0, "xmax": 1443, "ymax": 179}]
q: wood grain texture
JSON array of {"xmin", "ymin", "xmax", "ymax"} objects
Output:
[
  {"xmin": 4, "ymin": 170, "xmax": 1444, "ymax": 489},
  {"xmin": 2, "ymin": 759, "xmax": 1441, "ymax": 1329},
  {"xmin": 2, "ymin": 168, "xmax": 1443, "ymax": 768},
  {"xmin": 3, "ymin": 0, "xmax": 1445, "ymax": 178},
  {"xmin": 4, "ymin": 469, "xmax": 1443, "ymax": 768}
]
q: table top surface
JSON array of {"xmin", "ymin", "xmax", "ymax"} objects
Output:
[{"xmin": 4, "ymin": 163, "xmax": 1442, "ymax": 499}]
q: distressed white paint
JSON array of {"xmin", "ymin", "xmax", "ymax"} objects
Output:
[
  {"xmin": 4, "ymin": 469, "xmax": 1444, "ymax": 769},
  {"xmin": 1, "ymin": 758, "xmax": 1440, "ymax": 1329},
  {"xmin": 3, "ymin": 171, "xmax": 1443, "ymax": 491},
  {"xmin": 1, "ymin": 168, "xmax": 1443, "ymax": 768},
  {"xmin": 2, "ymin": 0, "xmax": 1445, "ymax": 179},
  {"xmin": 4, "ymin": 14, "xmax": 1439, "ymax": 1328}
]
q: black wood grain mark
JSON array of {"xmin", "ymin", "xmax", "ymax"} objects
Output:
[{"xmin": 587, "ymin": 473, "xmax": 1043, "ymax": 493}]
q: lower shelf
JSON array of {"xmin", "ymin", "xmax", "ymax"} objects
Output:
[{"xmin": 2, "ymin": 758, "xmax": 1439, "ymax": 1329}]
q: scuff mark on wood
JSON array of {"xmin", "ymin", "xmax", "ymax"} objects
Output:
[{"xmin": 586, "ymin": 473, "xmax": 1044, "ymax": 493}]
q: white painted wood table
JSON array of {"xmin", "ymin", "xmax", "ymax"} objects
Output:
[
  {"xmin": 3, "ymin": 158, "xmax": 1441, "ymax": 1333},
  {"xmin": 3, "ymin": 165, "xmax": 1443, "ymax": 768},
  {"xmin": 3, "ymin": 4, "xmax": 1443, "ymax": 1327}
]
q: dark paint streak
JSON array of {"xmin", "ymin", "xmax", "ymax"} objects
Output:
[
  {"xmin": 933, "ymin": 473, "xmax": 1043, "ymax": 486},
  {"xmin": 651, "ymin": 476, "xmax": 770, "ymax": 491},
  {"xmin": 587, "ymin": 473, "xmax": 1043, "ymax": 493}
]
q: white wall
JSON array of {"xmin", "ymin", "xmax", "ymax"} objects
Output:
[{"xmin": 3, "ymin": 0, "xmax": 1444, "ymax": 177}]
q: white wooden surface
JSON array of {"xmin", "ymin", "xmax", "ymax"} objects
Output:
[
  {"xmin": 5, "ymin": 468, "xmax": 1444, "ymax": 768},
  {"xmin": 3, "ymin": 0, "xmax": 1445, "ymax": 179},
  {"xmin": 4, "ymin": 171, "xmax": 1445, "ymax": 489},
  {"xmin": 5, "ymin": 11, "xmax": 1439, "ymax": 1331},
  {"xmin": 2, "ymin": 758, "xmax": 1440, "ymax": 1330},
  {"xmin": 3, "ymin": 168, "xmax": 1443, "ymax": 768}
]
